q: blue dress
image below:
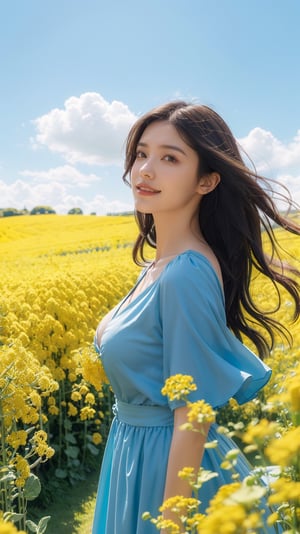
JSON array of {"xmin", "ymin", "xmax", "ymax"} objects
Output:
[{"xmin": 92, "ymin": 251, "xmax": 274, "ymax": 533}]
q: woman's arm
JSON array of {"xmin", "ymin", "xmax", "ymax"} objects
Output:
[{"xmin": 161, "ymin": 405, "xmax": 210, "ymax": 531}]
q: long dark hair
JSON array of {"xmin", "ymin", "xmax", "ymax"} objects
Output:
[{"xmin": 122, "ymin": 101, "xmax": 300, "ymax": 358}]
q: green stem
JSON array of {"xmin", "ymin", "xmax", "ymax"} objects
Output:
[
  {"xmin": 0, "ymin": 402, "xmax": 8, "ymax": 512},
  {"xmin": 82, "ymin": 420, "xmax": 88, "ymax": 468},
  {"xmin": 58, "ymin": 383, "xmax": 63, "ymax": 469},
  {"xmin": 17, "ymin": 489, "xmax": 27, "ymax": 531}
]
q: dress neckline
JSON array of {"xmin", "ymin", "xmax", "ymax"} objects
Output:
[{"xmin": 113, "ymin": 249, "xmax": 223, "ymax": 318}]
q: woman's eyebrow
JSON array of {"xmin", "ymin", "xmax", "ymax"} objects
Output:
[{"xmin": 137, "ymin": 141, "xmax": 187, "ymax": 156}]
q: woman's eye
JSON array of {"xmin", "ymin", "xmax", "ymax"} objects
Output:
[
  {"xmin": 163, "ymin": 155, "xmax": 177, "ymax": 163},
  {"xmin": 136, "ymin": 151, "xmax": 146, "ymax": 159}
]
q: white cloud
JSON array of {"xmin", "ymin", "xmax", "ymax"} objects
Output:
[
  {"xmin": 0, "ymin": 179, "xmax": 66, "ymax": 210},
  {"xmin": 32, "ymin": 92, "xmax": 137, "ymax": 165},
  {"xmin": 84, "ymin": 195, "xmax": 133, "ymax": 216},
  {"xmin": 20, "ymin": 165, "xmax": 102, "ymax": 188},
  {"xmin": 0, "ymin": 179, "xmax": 133, "ymax": 215},
  {"xmin": 238, "ymin": 127, "xmax": 300, "ymax": 207},
  {"xmin": 274, "ymin": 173, "xmax": 300, "ymax": 206},
  {"xmin": 239, "ymin": 127, "xmax": 300, "ymax": 175}
]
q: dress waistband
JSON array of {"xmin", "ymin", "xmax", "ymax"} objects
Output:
[{"xmin": 114, "ymin": 400, "xmax": 174, "ymax": 427}]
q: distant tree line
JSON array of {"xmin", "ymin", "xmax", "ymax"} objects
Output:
[
  {"xmin": 0, "ymin": 206, "xmax": 134, "ymax": 218},
  {"xmin": 0, "ymin": 206, "xmax": 85, "ymax": 217}
]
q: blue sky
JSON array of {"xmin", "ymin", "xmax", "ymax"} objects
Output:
[{"xmin": 0, "ymin": 0, "xmax": 299, "ymax": 214}]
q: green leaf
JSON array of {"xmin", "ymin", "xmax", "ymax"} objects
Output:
[
  {"xmin": 26, "ymin": 520, "xmax": 38, "ymax": 533},
  {"xmin": 37, "ymin": 516, "xmax": 51, "ymax": 534},
  {"xmin": 65, "ymin": 445, "xmax": 80, "ymax": 459},
  {"xmin": 0, "ymin": 472, "xmax": 16, "ymax": 483},
  {"xmin": 87, "ymin": 442, "xmax": 100, "ymax": 456},
  {"xmin": 64, "ymin": 419, "xmax": 72, "ymax": 430},
  {"xmin": 65, "ymin": 432, "xmax": 77, "ymax": 444},
  {"xmin": 54, "ymin": 468, "xmax": 68, "ymax": 479},
  {"xmin": 4, "ymin": 512, "xmax": 25, "ymax": 522},
  {"xmin": 70, "ymin": 471, "xmax": 86, "ymax": 481},
  {"xmin": 23, "ymin": 473, "xmax": 41, "ymax": 500}
]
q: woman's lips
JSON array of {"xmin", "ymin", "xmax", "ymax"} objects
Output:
[{"xmin": 136, "ymin": 184, "xmax": 161, "ymax": 195}]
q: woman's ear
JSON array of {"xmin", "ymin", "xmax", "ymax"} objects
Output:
[{"xmin": 196, "ymin": 172, "xmax": 220, "ymax": 195}]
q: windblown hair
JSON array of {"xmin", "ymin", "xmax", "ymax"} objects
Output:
[{"xmin": 122, "ymin": 101, "xmax": 300, "ymax": 358}]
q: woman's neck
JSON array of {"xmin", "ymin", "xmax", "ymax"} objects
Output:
[{"xmin": 152, "ymin": 211, "xmax": 206, "ymax": 261}]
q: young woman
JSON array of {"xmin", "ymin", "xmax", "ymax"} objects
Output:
[{"xmin": 92, "ymin": 101, "xmax": 300, "ymax": 533}]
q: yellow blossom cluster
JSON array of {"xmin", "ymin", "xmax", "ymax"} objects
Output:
[
  {"xmin": 186, "ymin": 400, "xmax": 216, "ymax": 425},
  {"xmin": 242, "ymin": 418, "xmax": 280, "ymax": 447},
  {"xmin": 0, "ymin": 513, "xmax": 26, "ymax": 534},
  {"xmin": 161, "ymin": 374, "xmax": 197, "ymax": 401},
  {"xmin": 265, "ymin": 426, "xmax": 300, "ymax": 467},
  {"xmin": 198, "ymin": 505, "xmax": 263, "ymax": 534},
  {"xmin": 159, "ymin": 495, "xmax": 200, "ymax": 514},
  {"xmin": 11, "ymin": 454, "xmax": 31, "ymax": 488},
  {"xmin": 268, "ymin": 478, "xmax": 300, "ymax": 506},
  {"xmin": 92, "ymin": 432, "xmax": 103, "ymax": 445},
  {"xmin": 31, "ymin": 430, "xmax": 55, "ymax": 459},
  {"xmin": 6, "ymin": 430, "xmax": 28, "ymax": 450}
]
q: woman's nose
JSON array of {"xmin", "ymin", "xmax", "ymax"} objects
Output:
[{"xmin": 140, "ymin": 160, "xmax": 154, "ymax": 179}]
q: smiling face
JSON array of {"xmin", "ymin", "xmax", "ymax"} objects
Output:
[{"xmin": 130, "ymin": 121, "xmax": 203, "ymax": 217}]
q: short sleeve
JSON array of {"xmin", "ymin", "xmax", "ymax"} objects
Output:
[{"xmin": 159, "ymin": 252, "xmax": 271, "ymax": 410}]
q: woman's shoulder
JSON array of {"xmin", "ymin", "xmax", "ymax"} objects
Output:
[
  {"xmin": 160, "ymin": 249, "xmax": 224, "ymax": 296},
  {"xmin": 158, "ymin": 249, "xmax": 226, "ymax": 323}
]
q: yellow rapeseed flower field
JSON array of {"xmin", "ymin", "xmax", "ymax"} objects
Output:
[
  {"xmin": 0, "ymin": 213, "xmax": 299, "ymax": 532},
  {"xmin": 0, "ymin": 214, "xmax": 140, "ymax": 531},
  {"xmin": 0, "ymin": 213, "xmax": 136, "ymax": 258}
]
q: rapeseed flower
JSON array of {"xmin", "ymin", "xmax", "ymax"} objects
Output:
[
  {"xmin": 0, "ymin": 517, "xmax": 26, "ymax": 534},
  {"xmin": 142, "ymin": 513, "xmax": 180, "ymax": 534},
  {"xmin": 48, "ymin": 405, "xmax": 59, "ymax": 415},
  {"xmin": 268, "ymin": 478, "xmax": 300, "ymax": 505},
  {"xmin": 31, "ymin": 430, "xmax": 54, "ymax": 459},
  {"xmin": 47, "ymin": 396, "xmax": 56, "ymax": 406},
  {"xmin": 161, "ymin": 374, "xmax": 197, "ymax": 401},
  {"xmin": 242, "ymin": 418, "xmax": 279, "ymax": 446},
  {"xmin": 80, "ymin": 406, "xmax": 96, "ymax": 421},
  {"xmin": 79, "ymin": 385, "xmax": 89, "ymax": 396},
  {"xmin": 267, "ymin": 511, "xmax": 279, "ymax": 526},
  {"xmin": 265, "ymin": 426, "xmax": 300, "ymax": 467},
  {"xmin": 197, "ymin": 504, "xmax": 249, "ymax": 533},
  {"xmin": 67, "ymin": 403, "xmax": 78, "ymax": 417},
  {"xmin": 178, "ymin": 466, "xmax": 218, "ymax": 491},
  {"xmin": 6, "ymin": 430, "xmax": 28, "ymax": 450},
  {"xmin": 92, "ymin": 432, "xmax": 103, "ymax": 445},
  {"xmin": 206, "ymin": 482, "xmax": 241, "ymax": 512},
  {"xmin": 185, "ymin": 400, "xmax": 216, "ymax": 425},
  {"xmin": 76, "ymin": 348, "xmax": 109, "ymax": 391},
  {"xmin": 151, "ymin": 518, "xmax": 180, "ymax": 533},
  {"xmin": 29, "ymin": 390, "xmax": 41, "ymax": 408},
  {"xmin": 71, "ymin": 391, "xmax": 82, "ymax": 402},
  {"xmin": 12, "ymin": 454, "xmax": 30, "ymax": 487},
  {"xmin": 68, "ymin": 371, "xmax": 77, "ymax": 382},
  {"xmin": 290, "ymin": 383, "xmax": 300, "ymax": 412},
  {"xmin": 159, "ymin": 496, "xmax": 199, "ymax": 512}
]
